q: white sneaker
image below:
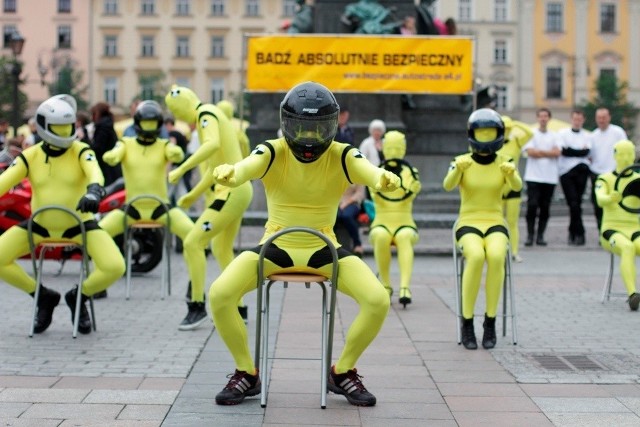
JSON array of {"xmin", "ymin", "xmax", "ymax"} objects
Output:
[{"xmin": 512, "ymin": 254, "xmax": 523, "ymax": 263}]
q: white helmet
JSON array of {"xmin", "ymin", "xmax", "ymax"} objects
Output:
[
  {"xmin": 35, "ymin": 96, "xmax": 77, "ymax": 149},
  {"xmin": 52, "ymin": 94, "xmax": 77, "ymax": 113}
]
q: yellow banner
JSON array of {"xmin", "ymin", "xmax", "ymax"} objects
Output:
[{"xmin": 246, "ymin": 35, "xmax": 474, "ymax": 94}]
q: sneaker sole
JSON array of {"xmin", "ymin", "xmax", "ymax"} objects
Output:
[
  {"xmin": 327, "ymin": 383, "xmax": 376, "ymax": 407},
  {"xmin": 178, "ymin": 315, "xmax": 209, "ymax": 331},
  {"xmin": 215, "ymin": 387, "xmax": 261, "ymax": 405}
]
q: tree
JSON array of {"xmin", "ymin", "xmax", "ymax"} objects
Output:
[
  {"xmin": 578, "ymin": 74, "xmax": 639, "ymax": 138},
  {"xmin": 0, "ymin": 56, "xmax": 28, "ymax": 126},
  {"xmin": 136, "ymin": 73, "xmax": 167, "ymax": 106},
  {"xmin": 47, "ymin": 61, "xmax": 89, "ymax": 111}
]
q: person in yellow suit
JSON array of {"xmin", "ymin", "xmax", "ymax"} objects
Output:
[
  {"xmin": 209, "ymin": 81, "xmax": 400, "ymax": 406},
  {"xmin": 0, "ymin": 95, "xmax": 125, "ymax": 334},
  {"xmin": 497, "ymin": 116, "xmax": 533, "ymax": 263},
  {"xmin": 443, "ymin": 109, "xmax": 522, "ymax": 350},
  {"xmin": 216, "ymin": 99, "xmax": 251, "ymax": 158},
  {"xmin": 98, "ymin": 100, "xmax": 206, "ymax": 329},
  {"xmin": 165, "ymin": 86, "xmax": 253, "ymax": 323},
  {"xmin": 368, "ymin": 130, "xmax": 421, "ymax": 307},
  {"xmin": 595, "ymin": 139, "xmax": 640, "ymax": 311}
]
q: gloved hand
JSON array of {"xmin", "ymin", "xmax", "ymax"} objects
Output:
[
  {"xmin": 168, "ymin": 168, "xmax": 183, "ymax": 184},
  {"xmin": 500, "ymin": 161, "xmax": 516, "ymax": 176},
  {"xmin": 76, "ymin": 183, "xmax": 105, "ymax": 213},
  {"xmin": 102, "ymin": 150, "xmax": 120, "ymax": 166},
  {"xmin": 213, "ymin": 164, "xmax": 236, "ymax": 186},
  {"xmin": 178, "ymin": 192, "xmax": 197, "ymax": 210},
  {"xmin": 375, "ymin": 170, "xmax": 400, "ymax": 191},
  {"xmin": 409, "ymin": 179, "xmax": 422, "ymax": 194},
  {"xmin": 609, "ymin": 191, "xmax": 622, "ymax": 204},
  {"xmin": 455, "ymin": 157, "xmax": 473, "ymax": 171}
]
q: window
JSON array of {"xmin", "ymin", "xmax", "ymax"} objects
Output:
[
  {"xmin": 58, "ymin": 25, "xmax": 72, "ymax": 49},
  {"xmin": 104, "ymin": 35, "xmax": 117, "ymax": 57},
  {"xmin": 546, "ymin": 3, "xmax": 563, "ymax": 32},
  {"xmin": 494, "ymin": 0, "xmax": 507, "ymax": 22},
  {"xmin": 141, "ymin": 80, "xmax": 154, "ymax": 100},
  {"xmin": 245, "ymin": 0, "xmax": 259, "ymax": 17},
  {"xmin": 494, "ymin": 40, "xmax": 507, "ymax": 64},
  {"xmin": 141, "ymin": 35, "xmax": 155, "ymax": 57},
  {"xmin": 283, "ymin": 0, "xmax": 296, "ymax": 17},
  {"xmin": 211, "ymin": 36, "xmax": 224, "ymax": 58},
  {"xmin": 104, "ymin": 77, "xmax": 118, "ymax": 105},
  {"xmin": 600, "ymin": 68, "xmax": 616, "ymax": 80},
  {"xmin": 458, "ymin": 0, "xmax": 471, "ymax": 21},
  {"xmin": 4, "ymin": 0, "xmax": 16, "ymax": 13},
  {"xmin": 211, "ymin": 0, "xmax": 225, "ymax": 16},
  {"xmin": 495, "ymin": 85, "xmax": 508, "ymax": 110},
  {"xmin": 141, "ymin": 0, "xmax": 155, "ymax": 15},
  {"xmin": 3, "ymin": 25, "xmax": 17, "ymax": 48},
  {"xmin": 58, "ymin": 0, "xmax": 71, "ymax": 13},
  {"xmin": 600, "ymin": 4, "xmax": 616, "ymax": 33},
  {"xmin": 104, "ymin": 0, "xmax": 118, "ymax": 14},
  {"xmin": 210, "ymin": 78, "xmax": 224, "ymax": 103},
  {"xmin": 546, "ymin": 67, "xmax": 562, "ymax": 99},
  {"xmin": 176, "ymin": 36, "xmax": 190, "ymax": 57},
  {"xmin": 176, "ymin": 0, "xmax": 190, "ymax": 15}
]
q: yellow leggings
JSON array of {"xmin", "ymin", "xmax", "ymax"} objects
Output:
[
  {"xmin": 503, "ymin": 197, "xmax": 521, "ymax": 256},
  {"xmin": 0, "ymin": 226, "xmax": 125, "ymax": 296},
  {"xmin": 458, "ymin": 231, "xmax": 508, "ymax": 318},
  {"xmin": 369, "ymin": 225, "xmax": 418, "ymax": 292},
  {"xmin": 210, "ymin": 250, "xmax": 389, "ymax": 374},
  {"xmin": 601, "ymin": 232, "xmax": 640, "ymax": 296}
]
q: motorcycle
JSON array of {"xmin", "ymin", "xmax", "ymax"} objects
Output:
[{"xmin": 0, "ymin": 172, "xmax": 164, "ymax": 274}]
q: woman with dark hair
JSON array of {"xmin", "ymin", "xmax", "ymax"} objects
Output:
[{"xmin": 90, "ymin": 102, "xmax": 122, "ymax": 185}]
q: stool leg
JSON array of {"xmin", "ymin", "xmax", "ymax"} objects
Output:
[
  {"xmin": 507, "ymin": 259, "xmax": 518, "ymax": 345},
  {"xmin": 319, "ymin": 283, "xmax": 328, "ymax": 409},
  {"xmin": 502, "ymin": 260, "xmax": 508, "ymax": 338},
  {"xmin": 125, "ymin": 228, "xmax": 133, "ymax": 300},
  {"xmin": 166, "ymin": 227, "xmax": 171, "ymax": 297},
  {"xmin": 602, "ymin": 254, "xmax": 614, "ymax": 303},
  {"xmin": 453, "ymin": 251, "xmax": 463, "ymax": 344},
  {"xmin": 260, "ymin": 280, "xmax": 273, "ymax": 408}
]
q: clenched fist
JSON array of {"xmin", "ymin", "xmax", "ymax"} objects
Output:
[
  {"xmin": 212, "ymin": 164, "xmax": 236, "ymax": 185},
  {"xmin": 609, "ymin": 191, "xmax": 622, "ymax": 204},
  {"xmin": 168, "ymin": 168, "xmax": 183, "ymax": 184},
  {"xmin": 455, "ymin": 157, "xmax": 473, "ymax": 171},
  {"xmin": 500, "ymin": 161, "xmax": 516, "ymax": 176},
  {"xmin": 102, "ymin": 151, "xmax": 119, "ymax": 166},
  {"xmin": 375, "ymin": 170, "xmax": 400, "ymax": 191}
]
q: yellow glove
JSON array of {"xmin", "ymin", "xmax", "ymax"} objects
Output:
[
  {"xmin": 375, "ymin": 170, "xmax": 400, "ymax": 191},
  {"xmin": 409, "ymin": 179, "xmax": 422, "ymax": 194},
  {"xmin": 500, "ymin": 161, "xmax": 516, "ymax": 176},
  {"xmin": 455, "ymin": 157, "xmax": 473, "ymax": 172},
  {"xmin": 102, "ymin": 150, "xmax": 120, "ymax": 166},
  {"xmin": 212, "ymin": 164, "xmax": 236, "ymax": 186},
  {"xmin": 177, "ymin": 192, "xmax": 197, "ymax": 209},
  {"xmin": 609, "ymin": 191, "xmax": 622, "ymax": 204},
  {"xmin": 166, "ymin": 144, "xmax": 185, "ymax": 164},
  {"xmin": 168, "ymin": 167, "xmax": 183, "ymax": 184}
]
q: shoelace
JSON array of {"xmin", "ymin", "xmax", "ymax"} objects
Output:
[
  {"xmin": 342, "ymin": 369, "xmax": 367, "ymax": 392},
  {"xmin": 224, "ymin": 371, "xmax": 248, "ymax": 390}
]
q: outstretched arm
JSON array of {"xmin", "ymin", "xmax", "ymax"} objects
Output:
[
  {"xmin": 164, "ymin": 141, "xmax": 185, "ymax": 164},
  {"xmin": 443, "ymin": 156, "xmax": 471, "ymax": 191},
  {"xmin": 345, "ymin": 150, "xmax": 400, "ymax": 191},
  {"xmin": 213, "ymin": 143, "xmax": 273, "ymax": 187},
  {"xmin": 169, "ymin": 114, "xmax": 221, "ymax": 183},
  {"xmin": 0, "ymin": 156, "xmax": 27, "ymax": 197},
  {"xmin": 102, "ymin": 141, "xmax": 126, "ymax": 166},
  {"xmin": 177, "ymin": 166, "xmax": 215, "ymax": 209},
  {"xmin": 595, "ymin": 177, "xmax": 621, "ymax": 207}
]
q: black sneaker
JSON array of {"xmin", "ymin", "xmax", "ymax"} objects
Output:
[
  {"xmin": 33, "ymin": 286, "xmax": 61, "ymax": 334},
  {"xmin": 179, "ymin": 302, "xmax": 208, "ymax": 331},
  {"xmin": 328, "ymin": 366, "xmax": 376, "ymax": 406},
  {"xmin": 628, "ymin": 293, "xmax": 640, "ymax": 311},
  {"xmin": 238, "ymin": 305, "xmax": 248, "ymax": 324},
  {"xmin": 64, "ymin": 286, "xmax": 92, "ymax": 334},
  {"xmin": 215, "ymin": 369, "xmax": 261, "ymax": 405}
]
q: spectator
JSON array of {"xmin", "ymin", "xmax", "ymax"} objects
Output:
[
  {"xmin": 335, "ymin": 105, "xmax": 355, "ymax": 145},
  {"xmin": 399, "ymin": 15, "xmax": 416, "ymax": 35},
  {"xmin": 336, "ymin": 183, "xmax": 366, "ymax": 256},
  {"xmin": 23, "ymin": 117, "xmax": 42, "ymax": 148},
  {"xmin": 90, "ymin": 102, "xmax": 122, "ymax": 186},
  {"xmin": 0, "ymin": 118, "xmax": 9, "ymax": 149},
  {"xmin": 75, "ymin": 111, "xmax": 92, "ymax": 144},
  {"xmin": 0, "ymin": 137, "xmax": 23, "ymax": 171},
  {"xmin": 589, "ymin": 107, "xmax": 628, "ymax": 232},
  {"xmin": 558, "ymin": 110, "xmax": 592, "ymax": 246},
  {"xmin": 359, "ymin": 119, "xmax": 386, "ymax": 166},
  {"xmin": 522, "ymin": 108, "xmax": 562, "ymax": 247}
]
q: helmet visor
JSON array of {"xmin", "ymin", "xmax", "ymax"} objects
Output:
[{"xmin": 281, "ymin": 110, "xmax": 338, "ymax": 146}]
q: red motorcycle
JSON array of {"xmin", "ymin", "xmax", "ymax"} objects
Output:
[{"xmin": 0, "ymin": 173, "xmax": 163, "ymax": 274}]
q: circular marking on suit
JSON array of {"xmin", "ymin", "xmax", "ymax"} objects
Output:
[{"xmin": 201, "ymin": 221, "xmax": 213, "ymax": 232}]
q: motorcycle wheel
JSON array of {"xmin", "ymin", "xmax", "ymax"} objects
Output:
[{"xmin": 114, "ymin": 228, "xmax": 165, "ymax": 273}]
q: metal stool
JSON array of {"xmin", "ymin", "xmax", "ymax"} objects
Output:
[
  {"xmin": 27, "ymin": 205, "xmax": 95, "ymax": 338},
  {"xmin": 452, "ymin": 221, "xmax": 517, "ymax": 345},
  {"xmin": 601, "ymin": 252, "xmax": 628, "ymax": 302},
  {"xmin": 122, "ymin": 195, "xmax": 172, "ymax": 300},
  {"xmin": 254, "ymin": 227, "xmax": 339, "ymax": 409}
]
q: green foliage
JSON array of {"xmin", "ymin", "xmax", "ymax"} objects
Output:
[
  {"xmin": 0, "ymin": 56, "xmax": 28, "ymax": 125},
  {"xmin": 578, "ymin": 74, "xmax": 639, "ymax": 138},
  {"xmin": 47, "ymin": 62, "xmax": 89, "ymax": 111},
  {"xmin": 135, "ymin": 73, "xmax": 167, "ymax": 106}
]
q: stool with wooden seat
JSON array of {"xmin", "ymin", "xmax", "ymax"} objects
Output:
[
  {"xmin": 452, "ymin": 220, "xmax": 518, "ymax": 345},
  {"xmin": 253, "ymin": 227, "xmax": 339, "ymax": 409},
  {"xmin": 122, "ymin": 195, "xmax": 172, "ymax": 300},
  {"xmin": 27, "ymin": 205, "xmax": 95, "ymax": 338}
]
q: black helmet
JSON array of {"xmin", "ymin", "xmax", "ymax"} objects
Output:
[
  {"xmin": 467, "ymin": 108, "xmax": 505, "ymax": 155},
  {"xmin": 134, "ymin": 100, "xmax": 164, "ymax": 143},
  {"xmin": 280, "ymin": 81, "xmax": 339, "ymax": 163}
]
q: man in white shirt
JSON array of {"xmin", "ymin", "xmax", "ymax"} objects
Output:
[
  {"xmin": 558, "ymin": 110, "xmax": 592, "ymax": 246},
  {"xmin": 523, "ymin": 108, "xmax": 562, "ymax": 246},
  {"xmin": 589, "ymin": 107, "xmax": 628, "ymax": 231}
]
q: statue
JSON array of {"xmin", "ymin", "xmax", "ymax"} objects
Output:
[
  {"xmin": 288, "ymin": 0, "xmax": 314, "ymax": 34},
  {"xmin": 341, "ymin": 0, "xmax": 401, "ymax": 34}
]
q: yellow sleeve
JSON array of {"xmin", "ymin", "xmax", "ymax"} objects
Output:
[
  {"xmin": 230, "ymin": 143, "xmax": 274, "ymax": 185},
  {"xmin": 165, "ymin": 141, "xmax": 185, "ymax": 163},
  {"xmin": 0, "ymin": 156, "xmax": 28, "ymax": 196},
  {"xmin": 595, "ymin": 176, "xmax": 615, "ymax": 206},
  {"xmin": 344, "ymin": 148, "xmax": 386, "ymax": 189},
  {"xmin": 443, "ymin": 158, "xmax": 463, "ymax": 191},
  {"xmin": 79, "ymin": 147, "xmax": 105, "ymax": 185},
  {"xmin": 103, "ymin": 140, "xmax": 126, "ymax": 166}
]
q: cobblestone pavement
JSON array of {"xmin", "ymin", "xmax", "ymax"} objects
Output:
[{"xmin": 1, "ymin": 215, "xmax": 640, "ymax": 426}]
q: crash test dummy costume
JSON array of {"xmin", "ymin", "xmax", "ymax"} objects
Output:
[
  {"xmin": 595, "ymin": 139, "xmax": 640, "ymax": 311},
  {"xmin": 497, "ymin": 116, "xmax": 533, "ymax": 262},
  {"xmin": 164, "ymin": 86, "xmax": 253, "ymax": 321},
  {"xmin": 216, "ymin": 99, "xmax": 251, "ymax": 159},
  {"xmin": 209, "ymin": 82, "xmax": 400, "ymax": 407},
  {"xmin": 0, "ymin": 95, "xmax": 125, "ymax": 334},
  {"xmin": 443, "ymin": 109, "xmax": 522, "ymax": 350},
  {"xmin": 97, "ymin": 101, "xmax": 204, "ymax": 329},
  {"xmin": 368, "ymin": 130, "xmax": 421, "ymax": 307}
]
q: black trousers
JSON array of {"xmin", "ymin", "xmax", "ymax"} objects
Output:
[
  {"xmin": 525, "ymin": 181, "xmax": 556, "ymax": 237},
  {"xmin": 589, "ymin": 172, "xmax": 603, "ymax": 232},
  {"xmin": 560, "ymin": 163, "xmax": 590, "ymax": 238}
]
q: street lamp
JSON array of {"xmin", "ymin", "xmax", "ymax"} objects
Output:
[{"xmin": 9, "ymin": 30, "xmax": 25, "ymax": 137}]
